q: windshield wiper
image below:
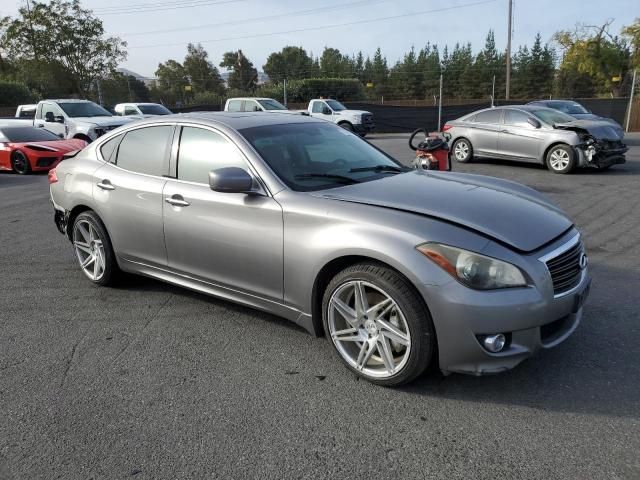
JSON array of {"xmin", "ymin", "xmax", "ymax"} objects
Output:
[
  {"xmin": 295, "ymin": 173, "xmax": 361, "ymax": 184},
  {"xmin": 349, "ymin": 165, "xmax": 405, "ymax": 173}
]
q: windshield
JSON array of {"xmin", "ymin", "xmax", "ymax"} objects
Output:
[
  {"xmin": 548, "ymin": 101, "xmax": 589, "ymax": 115},
  {"xmin": 258, "ymin": 99, "xmax": 287, "ymax": 111},
  {"xmin": 58, "ymin": 102, "xmax": 112, "ymax": 118},
  {"xmin": 326, "ymin": 100, "xmax": 346, "ymax": 111},
  {"xmin": 531, "ymin": 109, "xmax": 576, "ymax": 125},
  {"xmin": 1, "ymin": 126, "xmax": 61, "ymax": 142},
  {"xmin": 240, "ymin": 122, "xmax": 407, "ymax": 192},
  {"xmin": 138, "ymin": 104, "xmax": 172, "ymax": 115}
]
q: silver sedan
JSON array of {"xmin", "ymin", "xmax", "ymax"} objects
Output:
[
  {"xmin": 50, "ymin": 113, "xmax": 591, "ymax": 386},
  {"xmin": 445, "ymin": 105, "xmax": 627, "ymax": 173}
]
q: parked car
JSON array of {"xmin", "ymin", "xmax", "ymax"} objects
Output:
[
  {"xmin": 444, "ymin": 105, "xmax": 627, "ymax": 173},
  {"xmin": 114, "ymin": 102, "xmax": 172, "ymax": 118},
  {"xmin": 21, "ymin": 99, "xmax": 133, "ymax": 143},
  {"xmin": 527, "ymin": 99, "xmax": 622, "ymax": 127},
  {"xmin": 49, "ymin": 113, "xmax": 590, "ymax": 386},
  {"xmin": 0, "ymin": 125, "xmax": 86, "ymax": 174},
  {"xmin": 307, "ymin": 99, "xmax": 375, "ymax": 136},
  {"xmin": 15, "ymin": 104, "xmax": 37, "ymax": 119},
  {"xmin": 224, "ymin": 97, "xmax": 295, "ymax": 113}
]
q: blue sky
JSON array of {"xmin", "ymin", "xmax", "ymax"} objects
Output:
[{"xmin": 1, "ymin": 0, "xmax": 638, "ymax": 77}]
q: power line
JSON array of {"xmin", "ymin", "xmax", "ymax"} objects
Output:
[
  {"xmin": 129, "ymin": 0, "xmax": 499, "ymax": 49},
  {"xmin": 116, "ymin": 0, "xmax": 387, "ymax": 37},
  {"xmin": 93, "ymin": 0, "xmax": 247, "ymax": 15}
]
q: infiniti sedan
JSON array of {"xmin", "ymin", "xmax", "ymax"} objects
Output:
[
  {"xmin": 445, "ymin": 105, "xmax": 627, "ymax": 173},
  {"xmin": 49, "ymin": 113, "xmax": 590, "ymax": 386}
]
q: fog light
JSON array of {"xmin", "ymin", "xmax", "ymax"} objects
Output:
[{"xmin": 482, "ymin": 334, "xmax": 506, "ymax": 353}]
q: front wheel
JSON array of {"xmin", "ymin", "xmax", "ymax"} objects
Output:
[
  {"xmin": 546, "ymin": 144, "xmax": 576, "ymax": 174},
  {"xmin": 451, "ymin": 138, "xmax": 473, "ymax": 163},
  {"xmin": 11, "ymin": 151, "xmax": 31, "ymax": 175},
  {"xmin": 339, "ymin": 122, "xmax": 354, "ymax": 132},
  {"xmin": 322, "ymin": 262, "xmax": 435, "ymax": 386},
  {"xmin": 72, "ymin": 211, "xmax": 118, "ymax": 286}
]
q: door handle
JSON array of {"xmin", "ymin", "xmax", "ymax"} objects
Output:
[
  {"xmin": 165, "ymin": 195, "xmax": 190, "ymax": 207},
  {"xmin": 97, "ymin": 180, "xmax": 115, "ymax": 191}
]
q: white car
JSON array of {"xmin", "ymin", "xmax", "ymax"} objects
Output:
[
  {"xmin": 224, "ymin": 97, "xmax": 299, "ymax": 114},
  {"xmin": 114, "ymin": 103, "xmax": 172, "ymax": 118}
]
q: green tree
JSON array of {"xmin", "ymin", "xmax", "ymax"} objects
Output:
[
  {"xmin": 154, "ymin": 59, "xmax": 188, "ymax": 105},
  {"xmin": 183, "ymin": 43, "xmax": 225, "ymax": 95},
  {"xmin": 319, "ymin": 47, "xmax": 353, "ymax": 78},
  {"xmin": 220, "ymin": 50, "xmax": 258, "ymax": 91},
  {"xmin": 97, "ymin": 72, "xmax": 150, "ymax": 107},
  {"xmin": 263, "ymin": 46, "xmax": 314, "ymax": 83},
  {"xmin": 622, "ymin": 18, "xmax": 640, "ymax": 69},
  {"xmin": 0, "ymin": 0, "xmax": 126, "ymax": 95}
]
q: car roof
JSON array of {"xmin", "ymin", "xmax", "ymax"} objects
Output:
[
  {"xmin": 226, "ymin": 97, "xmax": 274, "ymax": 101},
  {"xmin": 44, "ymin": 99, "xmax": 93, "ymax": 103},
  {"xmin": 130, "ymin": 111, "xmax": 324, "ymax": 130}
]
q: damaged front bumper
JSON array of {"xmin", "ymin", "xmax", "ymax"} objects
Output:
[{"xmin": 577, "ymin": 138, "xmax": 628, "ymax": 169}]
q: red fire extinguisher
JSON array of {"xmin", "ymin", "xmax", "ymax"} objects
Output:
[{"xmin": 409, "ymin": 128, "xmax": 451, "ymax": 171}]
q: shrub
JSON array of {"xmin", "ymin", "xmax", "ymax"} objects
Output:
[{"xmin": 0, "ymin": 80, "xmax": 35, "ymax": 106}]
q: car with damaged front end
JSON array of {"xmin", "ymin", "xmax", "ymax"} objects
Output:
[
  {"xmin": 445, "ymin": 105, "xmax": 627, "ymax": 173},
  {"xmin": 49, "ymin": 113, "xmax": 591, "ymax": 386}
]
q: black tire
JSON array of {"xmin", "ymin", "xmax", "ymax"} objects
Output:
[
  {"xmin": 11, "ymin": 151, "xmax": 31, "ymax": 175},
  {"xmin": 546, "ymin": 144, "xmax": 576, "ymax": 174},
  {"xmin": 322, "ymin": 262, "xmax": 435, "ymax": 387},
  {"xmin": 72, "ymin": 211, "xmax": 119, "ymax": 286},
  {"xmin": 451, "ymin": 138, "xmax": 473, "ymax": 163},
  {"xmin": 339, "ymin": 122, "xmax": 354, "ymax": 132}
]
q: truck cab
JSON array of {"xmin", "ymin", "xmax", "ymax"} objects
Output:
[
  {"xmin": 224, "ymin": 97, "xmax": 291, "ymax": 113},
  {"xmin": 307, "ymin": 99, "xmax": 374, "ymax": 136}
]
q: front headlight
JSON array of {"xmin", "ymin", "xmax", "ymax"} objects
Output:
[{"xmin": 416, "ymin": 243, "xmax": 527, "ymax": 290}]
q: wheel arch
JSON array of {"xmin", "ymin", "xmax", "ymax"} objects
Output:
[
  {"xmin": 310, "ymin": 254, "xmax": 434, "ymax": 338},
  {"xmin": 66, "ymin": 205, "xmax": 93, "ymax": 241},
  {"xmin": 73, "ymin": 133, "xmax": 92, "ymax": 143},
  {"xmin": 542, "ymin": 141, "xmax": 573, "ymax": 165},
  {"xmin": 337, "ymin": 120, "xmax": 353, "ymax": 129}
]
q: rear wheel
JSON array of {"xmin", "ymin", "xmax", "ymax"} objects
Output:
[
  {"xmin": 322, "ymin": 262, "xmax": 435, "ymax": 386},
  {"xmin": 71, "ymin": 211, "xmax": 118, "ymax": 286},
  {"xmin": 11, "ymin": 151, "xmax": 31, "ymax": 175},
  {"xmin": 546, "ymin": 144, "xmax": 575, "ymax": 174},
  {"xmin": 452, "ymin": 138, "xmax": 473, "ymax": 163}
]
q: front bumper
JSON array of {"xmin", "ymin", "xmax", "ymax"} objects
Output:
[
  {"xmin": 417, "ymin": 237, "xmax": 591, "ymax": 376},
  {"xmin": 353, "ymin": 123, "xmax": 375, "ymax": 134},
  {"xmin": 577, "ymin": 141, "xmax": 628, "ymax": 168}
]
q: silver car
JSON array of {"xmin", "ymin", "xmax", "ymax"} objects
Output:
[
  {"xmin": 445, "ymin": 105, "xmax": 627, "ymax": 173},
  {"xmin": 49, "ymin": 113, "xmax": 591, "ymax": 386}
]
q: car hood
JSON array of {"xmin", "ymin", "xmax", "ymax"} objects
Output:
[
  {"xmin": 313, "ymin": 170, "xmax": 573, "ymax": 252},
  {"xmin": 337, "ymin": 110, "xmax": 371, "ymax": 116},
  {"xmin": 71, "ymin": 117, "xmax": 134, "ymax": 127},
  {"xmin": 554, "ymin": 119, "xmax": 624, "ymax": 141}
]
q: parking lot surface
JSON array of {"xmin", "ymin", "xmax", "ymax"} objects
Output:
[{"xmin": 1, "ymin": 134, "xmax": 639, "ymax": 479}]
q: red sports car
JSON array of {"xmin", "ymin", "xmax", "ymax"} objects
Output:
[{"xmin": 0, "ymin": 126, "xmax": 87, "ymax": 174}]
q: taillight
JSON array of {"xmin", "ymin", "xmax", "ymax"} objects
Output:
[
  {"xmin": 442, "ymin": 124, "xmax": 453, "ymax": 132},
  {"xmin": 48, "ymin": 168, "xmax": 58, "ymax": 184}
]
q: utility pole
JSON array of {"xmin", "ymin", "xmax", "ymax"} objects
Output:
[
  {"xmin": 505, "ymin": 0, "xmax": 513, "ymax": 100},
  {"xmin": 126, "ymin": 76, "xmax": 133, "ymax": 102},
  {"xmin": 283, "ymin": 77, "xmax": 287, "ymax": 107},
  {"xmin": 625, "ymin": 69, "xmax": 637, "ymax": 133},
  {"xmin": 96, "ymin": 79, "xmax": 103, "ymax": 106},
  {"xmin": 492, "ymin": 74, "xmax": 496, "ymax": 107},
  {"xmin": 437, "ymin": 73, "xmax": 443, "ymax": 132}
]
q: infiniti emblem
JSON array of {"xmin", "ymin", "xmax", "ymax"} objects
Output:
[{"xmin": 579, "ymin": 253, "xmax": 588, "ymax": 270}]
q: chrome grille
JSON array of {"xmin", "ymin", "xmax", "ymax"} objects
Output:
[{"xmin": 544, "ymin": 239, "xmax": 584, "ymax": 295}]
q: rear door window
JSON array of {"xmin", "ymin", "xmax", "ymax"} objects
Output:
[
  {"xmin": 115, "ymin": 126, "xmax": 173, "ymax": 176},
  {"xmin": 474, "ymin": 109, "xmax": 502, "ymax": 124}
]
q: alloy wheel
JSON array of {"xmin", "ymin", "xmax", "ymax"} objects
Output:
[
  {"xmin": 328, "ymin": 280, "xmax": 411, "ymax": 379},
  {"xmin": 454, "ymin": 141, "xmax": 469, "ymax": 160},
  {"xmin": 12, "ymin": 153, "xmax": 29, "ymax": 174},
  {"xmin": 73, "ymin": 219, "xmax": 106, "ymax": 281},
  {"xmin": 549, "ymin": 148, "xmax": 570, "ymax": 171}
]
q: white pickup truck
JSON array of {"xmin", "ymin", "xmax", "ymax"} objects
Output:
[
  {"xmin": 307, "ymin": 99, "xmax": 374, "ymax": 136},
  {"xmin": 22, "ymin": 99, "xmax": 133, "ymax": 142},
  {"xmin": 224, "ymin": 97, "xmax": 298, "ymax": 113},
  {"xmin": 114, "ymin": 102, "xmax": 173, "ymax": 118}
]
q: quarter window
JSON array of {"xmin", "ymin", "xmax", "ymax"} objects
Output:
[
  {"xmin": 177, "ymin": 127, "xmax": 247, "ymax": 184},
  {"xmin": 100, "ymin": 134, "xmax": 122, "ymax": 162},
  {"xmin": 115, "ymin": 126, "xmax": 173, "ymax": 176},
  {"xmin": 474, "ymin": 109, "xmax": 502, "ymax": 124}
]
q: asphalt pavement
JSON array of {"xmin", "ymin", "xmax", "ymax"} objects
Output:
[{"xmin": 1, "ymin": 134, "xmax": 639, "ymax": 479}]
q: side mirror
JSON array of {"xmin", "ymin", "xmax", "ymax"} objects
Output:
[
  {"xmin": 527, "ymin": 117, "xmax": 541, "ymax": 129},
  {"xmin": 209, "ymin": 167, "xmax": 256, "ymax": 194},
  {"xmin": 55, "ymin": 115, "xmax": 65, "ymax": 124}
]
